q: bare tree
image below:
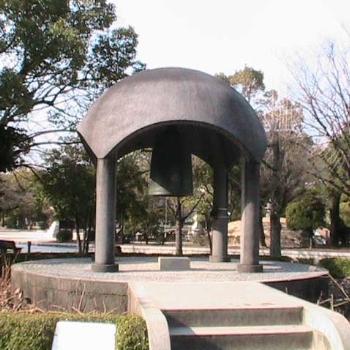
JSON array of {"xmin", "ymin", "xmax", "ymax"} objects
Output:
[
  {"xmin": 168, "ymin": 194, "xmax": 204, "ymax": 256},
  {"xmin": 261, "ymin": 92, "xmax": 310, "ymax": 256},
  {"xmin": 293, "ymin": 42, "xmax": 350, "ymax": 245}
]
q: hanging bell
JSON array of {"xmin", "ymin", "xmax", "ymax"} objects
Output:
[{"xmin": 149, "ymin": 128, "xmax": 193, "ymax": 196}]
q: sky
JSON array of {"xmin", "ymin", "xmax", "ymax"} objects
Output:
[
  {"xmin": 114, "ymin": 0, "xmax": 350, "ymax": 95},
  {"xmin": 25, "ymin": 0, "xmax": 350, "ymax": 164}
]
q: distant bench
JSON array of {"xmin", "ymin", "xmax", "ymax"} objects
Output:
[{"xmin": 0, "ymin": 240, "xmax": 22, "ymax": 255}]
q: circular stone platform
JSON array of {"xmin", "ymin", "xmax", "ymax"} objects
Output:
[{"xmin": 11, "ymin": 257, "xmax": 329, "ymax": 312}]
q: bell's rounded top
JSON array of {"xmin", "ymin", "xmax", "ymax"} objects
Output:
[{"xmin": 78, "ymin": 67, "xmax": 267, "ymax": 161}]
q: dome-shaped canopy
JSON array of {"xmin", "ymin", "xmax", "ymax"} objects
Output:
[{"xmin": 78, "ymin": 67, "xmax": 267, "ymax": 163}]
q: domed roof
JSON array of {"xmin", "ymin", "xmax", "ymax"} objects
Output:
[{"xmin": 78, "ymin": 67, "xmax": 267, "ymax": 162}]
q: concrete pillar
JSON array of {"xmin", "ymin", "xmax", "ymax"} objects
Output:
[
  {"xmin": 210, "ymin": 164, "xmax": 230, "ymax": 262},
  {"xmin": 92, "ymin": 156, "xmax": 118, "ymax": 272},
  {"xmin": 238, "ymin": 158, "xmax": 263, "ymax": 272}
]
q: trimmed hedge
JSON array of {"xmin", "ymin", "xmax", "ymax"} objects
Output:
[
  {"xmin": 319, "ymin": 258, "xmax": 350, "ymax": 279},
  {"xmin": 0, "ymin": 312, "xmax": 148, "ymax": 350}
]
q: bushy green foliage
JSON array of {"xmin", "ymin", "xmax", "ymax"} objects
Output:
[
  {"xmin": 0, "ymin": 0, "xmax": 144, "ymax": 171},
  {"xmin": 319, "ymin": 258, "xmax": 350, "ymax": 279},
  {"xmin": 0, "ymin": 313, "xmax": 59, "ymax": 350},
  {"xmin": 117, "ymin": 315, "xmax": 149, "ymax": 350},
  {"xmin": 286, "ymin": 191, "xmax": 325, "ymax": 235},
  {"xmin": 56, "ymin": 229, "xmax": 73, "ymax": 242},
  {"xmin": 340, "ymin": 201, "xmax": 350, "ymax": 227},
  {"xmin": 0, "ymin": 170, "xmax": 50, "ymax": 229},
  {"xmin": 0, "ymin": 312, "xmax": 148, "ymax": 350}
]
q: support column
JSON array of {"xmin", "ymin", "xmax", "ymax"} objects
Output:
[
  {"xmin": 238, "ymin": 158, "xmax": 263, "ymax": 272},
  {"xmin": 210, "ymin": 164, "xmax": 230, "ymax": 262},
  {"xmin": 92, "ymin": 156, "xmax": 118, "ymax": 272}
]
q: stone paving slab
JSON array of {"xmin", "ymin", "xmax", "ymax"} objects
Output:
[
  {"xmin": 12, "ymin": 256, "xmax": 327, "ymax": 283},
  {"xmin": 130, "ymin": 281, "xmax": 302, "ymax": 310}
]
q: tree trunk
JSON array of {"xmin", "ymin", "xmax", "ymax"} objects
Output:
[
  {"xmin": 269, "ymin": 137, "xmax": 282, "ymax": 257},
  {"xmin": 175, "ymin": 197, "xmax": 183, "ymax": 256},
  {"xmin": 259, "ymin": 205, "xmax": 267, "ymax": 247},
  {"xmin": 0, "ymin": 211, "xmax": 4, "ymax": 227},
  {"xmin": 205, "ymin": 216, "xmax": 213, "ymax": 254},
  {"xmin": 330, "ymin": 192, "xmax": 341, "ymax": 247},
  {"xmin": 75, "ymin": 222, "xmax": 82, "ymax": 254},
  {"xmin": 82, "ymin": 228, "xmax": 87, "ymax": 255},
  {"xmin": 160, "ymin": 229, "xmax": 166, "ymax": 245},
  {"xmin": 83, "ymin": 226, "xmax": 91, "ymax": 256},
  {"xmin": 269, "ymin": 209, "xmax": 281, "ymax": 257},
  {"xmin": 176, "ymin": 219, "xmax": 183, "ymax": 256}
]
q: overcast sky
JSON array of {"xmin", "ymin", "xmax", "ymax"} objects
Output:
[{"xmin": 114, "ymin": 0, "xmax": 350, "ymax": 95}]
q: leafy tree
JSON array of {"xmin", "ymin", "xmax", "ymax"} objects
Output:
[
  {"xmin": 0, "ymin": 0, "xmax": 144, "ymax": 171},
  {"xmin": 286, "ymin": 191, "xmax": 325, "ymax": 244},
  {"xmin": 0, "ymin": 169, "xmax": 49, "ymax": 228},
  {"xmin": 340, "ymin": 199, "xmax": 350, "ymax": 227},
  {"xmin": 39, "ymin": 140, "xmax": 96, "ymax": 253},
  {"xmin": 116, "ymin": 152, "xmax": 163, "ymax": 244},
  {"xmin": 228, "ymin": 66, "xmax": 265, "ymax": 103},
  {"xmin": 190, "ymin": 159, "xmax": 214, "ymax": 251},
  {"xmin": 216, "ymin": 66, "xmax": 265, "ymax": 103},
  {"xmin": 40, "ymin": 145, "xmax": 162, "ymax": 251},
  {"xmin": 0, "ymin": 126, "xmax": 30, "ymax": 172}
]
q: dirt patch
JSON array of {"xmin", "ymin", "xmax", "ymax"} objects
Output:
[
  {"xmin": 327, "ymin": 277, "xmax": 350, "ymax": 320},
  {"xmin": 228, "ymin": 217, "xmax": 305, "ymax": 247}
]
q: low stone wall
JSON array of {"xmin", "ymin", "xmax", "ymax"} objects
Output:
[
  {"xmin": 265, "ymin": 276, "xmax": 329, "ymax": 303},
  {"xmin": 11, "ymin": 269, "xmax": 128, "ymax": 312}
]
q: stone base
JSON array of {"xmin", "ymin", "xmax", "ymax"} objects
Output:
[
  {"xmin": 11, "ymin": 257, "xmax": 329, "ymax": 312},
  {"xmin": 209, "ymin": 255, "xmax": 231, "ymax": 263},
  {"xmin": 158, "ymin": 257, "xmax": 190, "ymax": 271},
  {"xmin": 91, "ymin": 263, "xmax": 119, "ymax": 273},
  {"xmin": 237, "ymin": 263, "xmax": 263, "ymax": 273}
]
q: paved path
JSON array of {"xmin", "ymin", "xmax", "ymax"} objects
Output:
[
  {"xmin": 0, "ymin": 228, "xmax": 54, "ymax": 243},
  {"xmin": 132, "ymin": 281, "xmax": 304, "ymax": 310},
  {"xmin": 120, "ymin": 244, "xmax": 350, "ymax": 261},
  {"xmin": 1, "ymin": 228, "xmax": 350, "ymax": 260}
]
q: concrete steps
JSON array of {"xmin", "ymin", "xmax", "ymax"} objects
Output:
[
  {"xmin": 164, "ymin": 305, "xmax": 303, "ymax": 327},
  {"xmin": 165, "ymin": 306, "xmax": 329, "ymax": 350},
  {"xmin": 170, "ymin": 325, "xmax": 313, "ymax": 350},
  {"xmin": 128, "ymin": 282, "xmax": 350, "ymax": 350}
]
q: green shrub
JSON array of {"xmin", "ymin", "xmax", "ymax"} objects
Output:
[
  {"xmin": 319, "ymin": 258, "xmax": 350, "ymax": 278},
  {"xmin": 0, "ymin": 312, "xmax": 148, "ymax": 350},
  {"xmin": 56, "ymin": 229, "xmax": 73, "ymax": 242},
  {"xmin": 0, "ymin": 313, "xmax": 59, "ymax": 350},
  {"xmin": 117, "ymin": 315, "xmax": 149, "ymax": 350},
  {"xmin": 286, "ymin": 191, "xmax": 325, "ymax": 236}
]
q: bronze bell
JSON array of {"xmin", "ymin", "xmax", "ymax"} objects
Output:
[{"xmin": 149, "ymin": 128, "xmax": 193, "ymax": 196}]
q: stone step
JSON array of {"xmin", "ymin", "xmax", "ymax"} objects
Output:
[
  {"xmin": 170, "ymin": 325, "xmax": 314, "ymax": 350},
  {"xmin": 164, "ymin": 305, "xmax": 303, "ymax": 327}
]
